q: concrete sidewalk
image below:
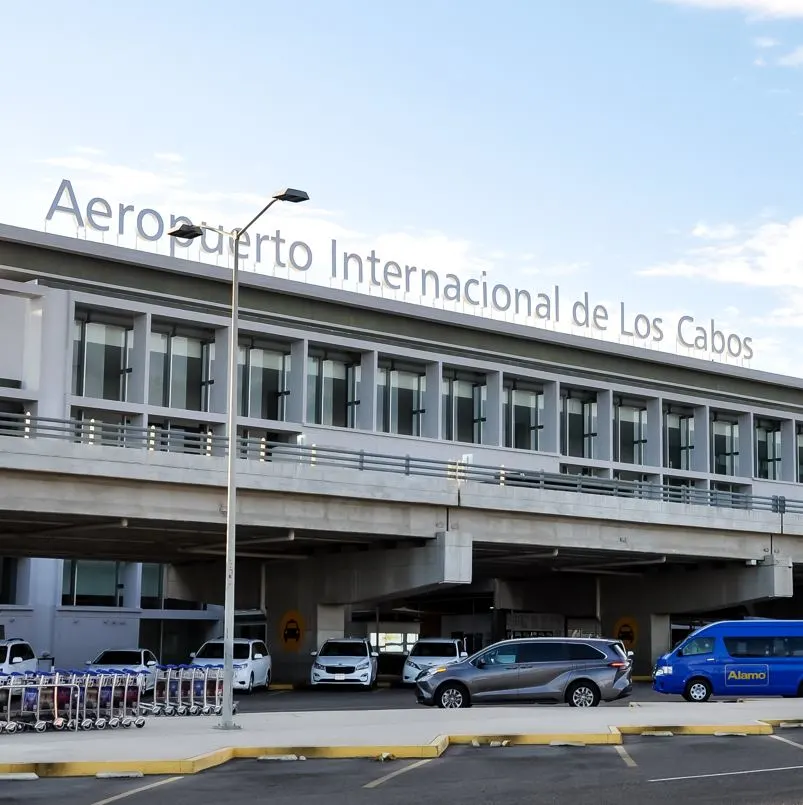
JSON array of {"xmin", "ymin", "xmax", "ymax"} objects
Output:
[{"xmin": 2, "ymin": 700, "xmax": 802, "ymax": 776}]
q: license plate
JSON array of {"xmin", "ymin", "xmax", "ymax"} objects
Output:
[{"xmin": 335, "ymin": 673, "xmax": 346, "ymax": 681}]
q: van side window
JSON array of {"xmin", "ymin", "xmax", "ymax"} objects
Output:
[
  {"xmin": 725, "ymin": 636, "xmax": 803, "ymax": 658},
  {"xmin": 518, "ymin": 642, "xmax": 571, "ymax": 663},
  {"xmin": 680, "ymin": 637, "xmax": 714, "ymax": 656}
]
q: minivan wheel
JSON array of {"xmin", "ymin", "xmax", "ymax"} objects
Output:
[
  {"xmin": 683, "ymin": 678, "xmax": 712, "ymax": 703},
  {"xmin": 436, "ymin": 683, "xmax": 469, "ymax": 709},
  {"xmin": 566, "ymin": 681, "xmax": 600, "ymax": 708}
]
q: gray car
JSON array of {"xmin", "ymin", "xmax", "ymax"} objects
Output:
[{"xmin": 415, "ymin": 637, "xmax": 632, "ymax": 708}]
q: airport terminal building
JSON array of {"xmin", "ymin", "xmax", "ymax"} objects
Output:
[{"xmin": 0, "ymin": 223, "xmax": 800, "ymax": 678}]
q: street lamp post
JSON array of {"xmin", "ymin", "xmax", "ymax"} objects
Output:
[{"xmin": 168, "ymin": 188, "xmax": 309, "ymax": 729}]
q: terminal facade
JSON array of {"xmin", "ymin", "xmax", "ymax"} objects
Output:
[{"xmin": 0, "ymin": 224, "xmax": 800, "ymax": 679}]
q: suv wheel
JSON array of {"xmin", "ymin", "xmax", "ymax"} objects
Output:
[
  {"xmin": 683, "ymin": 678, "xmax": 712, "ymax": 703},
  {"xmin": 437, "ymin": 683, "xmax": 469, "ymax": 709},
  {"xmin": 567, "ymin": 681, "xmax": 600, "ymax": 708}
]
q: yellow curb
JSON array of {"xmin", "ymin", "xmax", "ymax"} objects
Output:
[
  {"xmin": 632, "ymin": 676, "xmax": 653, "ymax": 683},
  {"xmin": 616, "ymin": 722, "xmax": 773, "ymax": 736},
  {"xmin": 0, "ymin": 721, "xmax": 780, "ymax": 777},
  {"xmin": 268, "ymin": 684, "xmax": 295, "ymax": 691}
]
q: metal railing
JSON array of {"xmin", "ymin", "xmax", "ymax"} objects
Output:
[{"xmin": 0, "ymin": 412, "xmax": 799, "ymax": 515}]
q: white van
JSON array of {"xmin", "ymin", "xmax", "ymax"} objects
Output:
[
  {"xmin": 0, "ymin": 639, "xmax": 37, "ymax": 676},
  {"xmin": 190, "ymin": 638, "xmax": 271, "ymax": 693},
  {"xmin": 402, "ymin": 638, "xmax": 467, "ymax": 684}
]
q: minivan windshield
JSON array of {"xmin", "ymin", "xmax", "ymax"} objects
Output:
[
  {"xmin": 93, "ymin": 650, "xmax": 141, "ymax": 665},
  {"xmin": 195, "ymin": 642, "xmax": 250, "ymax": 660},
  {"xmin": 318, "ymin": 641, "xmax": 368, "ymax": 658},
  {"xmin": 410, "ymin": 642, "xmax": 458, "ymax": 658}
]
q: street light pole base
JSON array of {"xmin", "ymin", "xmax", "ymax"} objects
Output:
[{"xmin": 214, "ymin": 721, "xmax": 242, "ymax": 731}]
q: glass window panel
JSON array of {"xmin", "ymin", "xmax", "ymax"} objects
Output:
[
  {"xmin": 83, "ymin": 322, "xmax": 128, "ymax": 401},
  {"xmin": 454, "ymin": 380, "xmax": 475, "ymax": 443},
  {"xmin": 169, "ymin": 336, "xmax": 203, "ymax": 411},
  {"xmin": 72, "ymin": 321, "xmax": 83, "ymax": 395},
  {"xmin": 306, "ymin": 356, "xmax": 321, "ymax": 423},
  {"xmin": 322, "ymin": 359, "xmax": 347, "ymax": 427},
  {"xmin": 712, "ymin": 420, "xmax": 739, "ymax": 476},
  {"xmin": 376, "ymin": 368, "xmax": 388, "ymax": 432},
  {"xmin": 149, "ymin": 333, "xmax": 168, "ymax": 406},
  {"xmin": 248, "ymin": 348, "xmax": 288, "ymax": 420}
]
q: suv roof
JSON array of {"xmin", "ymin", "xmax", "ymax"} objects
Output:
[
  {"xmin": 0, "ymin": 639, "xmax": 29, "ymax": 646},
  {"xmin": 414, "ymin": 637, "xmax": 460, "ymax": 643}
]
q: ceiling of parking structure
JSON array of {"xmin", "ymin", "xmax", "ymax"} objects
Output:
[
  {"xmin": 0, "ymin": 513, "xmax": 425, "ymax": 563},
  {"xmin": 470, "ymin": 543, "xmax": 740, "ymax": 579}
]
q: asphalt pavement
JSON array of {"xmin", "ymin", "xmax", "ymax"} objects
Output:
[
  {"xmin": 8, "ymin": 734, "xmax": 803, "ymax": 804},
  {"xmin": 234, "ymin": 681, "xmax": 674, "ymax": 713}
]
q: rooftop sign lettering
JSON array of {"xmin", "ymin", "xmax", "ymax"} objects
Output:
[{"xmin": 45, "ymin": 178, "xmax": 754, "ymax": 361}]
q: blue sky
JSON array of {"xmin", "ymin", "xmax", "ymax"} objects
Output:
[{"xmin": 3, "ymin": 0, "xmax": 803, "ymax": 372}]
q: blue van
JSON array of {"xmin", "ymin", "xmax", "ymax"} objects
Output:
[{"xmin": 653, "ymin": 619, "xmax": 803, "ymax": 702}]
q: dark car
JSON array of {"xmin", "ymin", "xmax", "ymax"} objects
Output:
[
  {"xmin": 415, "ymin": 637, "xmax": 633, "ymax": 709},
  {"xmin": 283, "ymin": 620, "xmax": 301, "ymax": 642}
]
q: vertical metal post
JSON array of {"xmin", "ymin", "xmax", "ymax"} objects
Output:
[{"xmin": 218, "ymin": 234, "xmax": 241, "ymax": 731}]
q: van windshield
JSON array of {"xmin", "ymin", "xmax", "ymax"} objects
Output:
[
  {"xmin": 410, "ymin": 642, "xmax": 458, "ymax": 659},
  {"xmin": 195, "ymin": 643, "xmax": 250, "ymax": 660}
]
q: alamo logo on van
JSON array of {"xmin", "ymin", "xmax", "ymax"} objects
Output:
[{"xmin": 724, "ymin": 665, "xmax": 770, "ymax": 685}]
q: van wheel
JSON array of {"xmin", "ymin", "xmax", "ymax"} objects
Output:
[
  {"xmin": 247, "ymin": 674, "xmax": 254, "ymax": 694},
  {"xmin": 566, "ymin": 681, "xmax": 600, "ymax": 708},
  {"xmin": 436, "ymin": 683, "xmax": 470, "ymax": 709},
  {"xmin": 683, "ymin": 678, "xmax": 712, "ymax": 703}
]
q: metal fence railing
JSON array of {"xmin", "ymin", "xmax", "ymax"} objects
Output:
[{"xmin": 0, "ymin": 412, "xmax": 799, "ymax": 515}]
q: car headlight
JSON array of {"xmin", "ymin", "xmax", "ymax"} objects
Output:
[
  {"xmin": 420, "ymin": 666, "xmax": 447, "ymax": 679},
  {"xmin": 654, "ymin": 666, "xmax": 673, "ymax": 676},
  {"xmin": 356, "ymin": 660, "xmax": 370, "ymax": 670},
  {"xmin": 408, "ymin": 661, "xmax": 421, "ymax": 671},
  {"xmin": 313, "ymin": 662, "xmax": 325, "ymax": 671}
]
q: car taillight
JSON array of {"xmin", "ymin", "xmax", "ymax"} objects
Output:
[{"xmin": 609, "ymin": 661, "xmax": 628, "ymax": 668}]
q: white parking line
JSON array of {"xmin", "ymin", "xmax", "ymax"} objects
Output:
[
  {"xmin": 649, "ymin": 765, "xmax": 803, "ymax": 783},
  {"xmin": 89, "ymin": 776, "xmax": 183, "ymax": 805},
  {"xmin": 614, "ymin": 745, "xmax": 637, "ymax": 767},
  {"xmin": 771, "ymin": 734, "xmax": 803, "ymax": 751},
  {"xmin": 363, "ymin": 758, "xmax": 435, "ymax": 789}
]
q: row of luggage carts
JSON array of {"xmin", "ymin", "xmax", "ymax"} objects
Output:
[
  {"xmin": 142, "ymin": 665, "xmax": 233, "ymax": 717},
  {"xmin": 0, "ymin": 670, "xmax": 146, "ymax": 733}
]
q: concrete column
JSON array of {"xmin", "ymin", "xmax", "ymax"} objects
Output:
[
  {"xmin": 29, "ymin": 291, "xmax": 72, "ymax": 419},
  {"xmin": 286, "ymin": 339, "xmax": 307, "ymax": 424},
  {"xmin": 128, "ymin": 313, "xmax": 150, "ymax": 405},
  {"xmin": 484, "ymin": 370, "xmax": 503, "ymax": 447},
  {"xmin": 693, "ymin": 405, "xmax": 710, "ymax": 473},
  {"xmin": 645, "ymin": 397, "xmax": 662, "ymax": 468},
  {"xmin": 122, "ymin": 563, "xmax": 142, "ymax": 609},
  {"xmin": 782, "ymin": 419, "xmax": 798, "ymax": 483},
  {"xmin": 422, "ymin": 361, "xmax": 442, "ymax": 440},
  {"xmin": 15, "ymin": 558, "xmax": 62, "ymax": 658},
  {"xmin": 541, "ymin": 381, "xmax": 560, "ymax": 453},
  {"xmin": 358, "ymin": 350, "xmax": 377, "ymax": 431},
  {"xmin": 597, "ymin": 389, "xmax": 613, "ymax": 461},
  {"xmin": 739, "ymin": 411, "xmax": 754, "ymax": 479},
  {"xmin": 211, "ymin": 326, "xmax": 230, "ymax": 415}
]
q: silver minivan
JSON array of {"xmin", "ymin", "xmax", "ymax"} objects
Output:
[{"xmin": 415, "ymin": 637, "xmax": 632, "ymax": 708}]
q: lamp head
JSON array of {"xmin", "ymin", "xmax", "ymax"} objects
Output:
[
  {"xmin": 272, "ymin": 188, "xmax": 309, "ymax": 204},
  {"xmin": 167, "ymin": 223, "xmax": 204, "ymax": 240}
]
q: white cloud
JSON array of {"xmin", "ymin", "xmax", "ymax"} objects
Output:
[
  {"xmin": 692, "ymin": 222, "xmax": 739, "ymax": 239},
  {"xmin": 661, "ymin": 0, "xmax": 803, "ymax": 18},
  {"xmin": 72, "ymin": 146, "xmax": 104, "ymax": 156},
  {"xmin": 778, "ymin": 45, "xmax": 803, "ymax": 65},
  {"xmin": 154, "ymin": 152, "xmax": 184, "ymax": 163},
  {"xmin": 754, "ymin": 56, "xmax": 767, "ymax": 65},
  {"xmin": 755, "ymin": 36, "xmax": 780, "ymax": 47},
  {"xmin": 640, "ymin": 215, "xmax": 803, "ymax": 287}
]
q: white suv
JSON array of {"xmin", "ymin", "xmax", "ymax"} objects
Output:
[
  {"xmin": 86, "ymin": 648, "xmax": 159, "ymax": 691},
  {"xmin": 190, "ymin": 638, "xmax": 271, "ymax": 693},
  {"xmin": 310, "ymin": 638, "xmax": 378, "ymax": 688},
  {"xmin": 402, "ymin": 638, "xmax": 466, "ymax": 684},
  {"xmin": 0, "ymin": 639, "xmax": 37, "ymax": 675}
]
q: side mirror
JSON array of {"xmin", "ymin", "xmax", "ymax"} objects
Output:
[
  {"xmin": 253, "ymin": 653, "xmax": 264, "ymax": 660},
  {"xmin": 627, "ymin": 651, "xmax": 634, "ymax": 659},
  {"xmin": 11, "ymin": 657, "xmax": 23, "ymax": 665},
  {"xmin": 371, "ymin": 651, "xmax": 378, "ymax": 658},
  {"xmin": 310, "ymin": 650, "xmax": 318, "ymax": 657},
  {"xmin": 85, "ymin": 660, "xmax": 91, "ymax": 665},
  {"xmin": 146, "ymin": 660, "xmax": 157, "ymax": 667},
  {"xmin": 460, "ymin": 651, "xmax": 468, "ymax": 657},
  {"xmin": 189, "ymin": 652, "xmax": 196, "ymax": 659}
]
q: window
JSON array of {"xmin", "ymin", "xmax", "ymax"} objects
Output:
[
  {"xmin": 195, "ymin": 642, "xmax": 250, "ymax": 660},
  {"xmin": 712, "ymin": 418, "xmax": 739, "ymax": 476},
  {"xmin": 147, "ymin": 421, "xmax": 212, "ymax": 455},
  {"xmin": 307, "ymin": 356, "xmax": 360, "ymax": 428},
  {"xmin": 61, "ymin": 560, "xmax": 122, "ymax": 607},
  {"xmin": 72, "ymin": 410, "xmax": 134, "ymax": 447},
  {"xmin": 665, "ymin": 411, "xmax": 694, "ymax": 470},
  {"xmin": 680, "ymin": 637, "xmax": 715, "ymax": 656},
  {"xmin": 614, "ymin": 403, "xmax": 647, "ymax": 465},
  {"xmin": 561, "ymin": 396, "xmax": 597, "ymax": 458},
  {"xmin": 238, "ymin": 346, "xmax": 291, "ymax": 420},
  {"xmin": 253, "ymin": 642, "xmax": 269, "ymax": 657},
  {"xmin": 569, "ymin": 643, "xmax": 607, "ymax": 661},
  {"xmin": 518, "ymin": 642, "xmax": 571, "ymax": 663},
  {"xmin": 9, "ymin": 643, "xmax": 34, "ymax": 662},
  {"xmin": 0, "ymin": 557, "xmax": 17, "ymax": 605},
  {"xmin": 410, "ymin": 642, "xmax": 459, "ymax": 659},
  {"xmin": 94, "ymin": 650, "xmax": 142, "ymax": 665},
  {"xmin": 318, "ymin": 641, "xmax": 369, "ymax": 658},
  {"xmin": 504, "ymin": 386, "xmax": 544, "ymax": 451},
  {"xmin": 755, "ymin": 420, "xmax": 782, "ymax": 480},
  {"xmin": 724, "ymin": 636, "xmax": 803, "ymax": 658},
  {"xmin": 442, "ymin": 374, "xmax": 486, "ymax": 443},
  {"xmin": 478, "ymin": 644, "xmax": 520, "ymax": 666},
  {"xmin": 148, "ymin": 332, "xmax": 213, "ymax": 412},
  {"xmin": 141, "ymin": 563, "xmax": 164, "ymax": 609},
  {"xmin": 377, "ymin": 367, "xmax": 425, "ymax": 437},
  {"xmin": 72, "ymin": 320, "xmax": 133, "ymax": 401}
]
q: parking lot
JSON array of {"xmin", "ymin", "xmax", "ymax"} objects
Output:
[
  {"xmin": 7, "ymin": 734, "xmax": 803, "ymax": 804},
  {"xmin": 234, "ymin": 681, "xmax": 672, "ymax": 713}
]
